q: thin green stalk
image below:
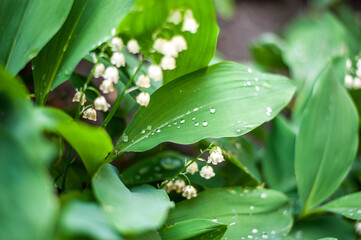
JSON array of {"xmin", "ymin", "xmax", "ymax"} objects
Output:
[
  {"xmin": 159, "ymin": 144, "xmax": 214, "ymax": 188},
  {"xmin": 101, "ymin": 60, "xmax": 144, "ymax": 128},
  {"xmin": 61, "ymin": 146, "xmax": 72, "ymax": 191}
]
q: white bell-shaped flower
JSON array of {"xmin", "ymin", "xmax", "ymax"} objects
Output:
[
  {"xmin": 200, "ymin": 166, "xmax": 215, "ymax": 179},
  {"xmin": 103, "ymin": 66, "xmax": 119, "ymax": 83},
  {"xmin": 167, "ymin": 10, "xmax": 182, "ymax": 25},
  {"xmin": 171, "ymin": 35, "xmax": 187, "ymax": 52},
  {"xmin": 207, "ymin": 146, "xmax": 225, "ymax": 165},
  {"xmin": 100, "ymin": 79, "xmax": 115, "ymax": 94},
  {"xmin": 160, "ymin": 56, "xmax": 176, "ymax": 70},
  {"xmin": 94, "ymin": 63, "xmax": 105, "ymax": 78},
  {"xmin": 182, "ymin": 10, "xmax": 199, "ymax": 34},
  {"xmin": 355, "ymin": 221, "xmax": 361, "ymax": 235},
  {"xmin": 161, "ymin": 41, "xmax": 178, "ymax": 57},
  {"xmin": 94, "ymin": 96, "xmax": 111, "ymax": 112},
  {"xmin": 174, "ymin": 179, "xmax": 186, "ymax": 193},
  {"xmin": 182, "ymin": 185, "xmax": 197, "ymax": 199},
  {"xmin": 162, "ymin": 180, "xmax": 176, "ymax": 193},
  {"xmin": 136, "ymin": 91, "xmax": 150, "ymax": 107},
  {"xmin": 345, "ymin": 75, "xmax": 354, "ymax": 88},
  {"xmin": 346, "ymin": 59, "xmax": 352, "ymax": 70},
  {"xmin": 83, "ymin": 108, "xmax": 97, "ymax": 121},
  {"xmin": 110, "ymin": 37, "xmax": 123, "ymax": 52},
  {"xmin": 136, "ymin": 74, "xmax": 151, "ymax": 88},
  {"xmin": 185, "ymin": 160, "xmax": 198, "ymax": 175},
  {"xmin": 153, "ymin": 38, "xmax": 167, "ymax": 53},
  {"xmin": 148, "ymin": 65, "xmax": 163, "ymax": 81},
  {"xmin": 72, "ymin": 91, "xmax": 86, "ymax": 106},
  {"xmin": 111, "ymin": 52, "xmax": 125, "ymax": 68},
  {"xmin": 127, "ymin": 39, "xmax": 140, "ymax": 54},
  {"xmin": 354, "ymin": 77, "xmax": 361, "ymax": 88}
]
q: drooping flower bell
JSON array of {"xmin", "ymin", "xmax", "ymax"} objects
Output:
[
  {"xmin": 200, "ymin": 166, "xmax": 215, "ymax": 179},
  {"xmin": 171, "ymin": 35, "xmax": 187, "ymax": 52},
  {"xmin": 94, "ymin": 96, "xmax": 111, "ymax": 112},
  {"xmin": 148, "ymin": 65, "xmax": 163, "ymax": 81},
  {"xmin": 82, "ymin": 108, "xmax": 97, "ymax": 121},
  {"xmin": 160, "ymin": 56, "xmax": 176, "ymax": 70},
  {"xmin": 99, "ymin": 80, "xmax": 115, "ymax": 94},
  {"xmin": 185, "ymin": 160, "xmax": 198, "ymax": 175},
  {"xmin": 127, "ymin": 39, "xmax": 140, "ymax": 54},
  {"xmin": 94, "ymin": 63, "xmax": 105, "ymax": 78},
  {"xmin": 167, "ymin": 10, "xmax": 182, "ymax": 25},
  {"xmin": 136, "ymin": 91, "xmax": 150, "ymax": 107},
  {"xmin": 110, "ymin": 37, "xmax": 123, "ymax": 52},
  {"xmin": 182, "ymin": 10, "xmax": 199, "ymax": 34},
  {"xmin": 182, "ymin": 185, "xmax": 197, "ymax": 199},
  {"xmin": 110, "ymin": 52, "xmax": 125, "ymax": 68},
  {"xmin": 136, "ymin": 74, "xmax": 151, "ymax": 88},
  {"xmin": 72, "ymin": 91, "xmax": 86, "ymax": 106},
  {"xmin": 207, "ymin": 146, "xmax": 225, "ymax": 165},
  {"xmin": 103, "ymin": 66, "xmax": 119, "ymax": 83}
]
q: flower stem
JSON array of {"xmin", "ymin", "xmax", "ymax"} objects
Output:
[
  {"xmin": 159, "ymin": 144, "xmax": 213, "ymax": 189},
  {"xmin": 101, "ymin": 60, "xmax": 144, "ymax": 128}
]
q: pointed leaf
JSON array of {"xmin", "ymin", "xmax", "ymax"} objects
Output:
[
  {"xmin": 167, "ymin": 188, "xmax": 293, "ymax": 239},
  {"xmin": 295, "ymin": 59, "xmax": 358, "ymax": 212},
  {"xmin": 263, "ymin": 116, "xmax": 296, "ymax": 193},
  {"xmin": 33, "ymin": 0, "xmax": 134, "ymax": 105},
  {"xmin": 39, "ymin": 108, "xmax": 113, "ymax": 175},
  {"xmin": 92, "ymin": 164, "xmax": 175, "ymax": 235},
  {"xmin": 109, "ymin": 62, "xmax": 295, "ymax": 160},
  {"xmin": 0, "ymin": 0, "xmax": 73, "ymax": 75},
  {"xmin": 320, "ymin": 192, "xmax": 361, "ymax": 220}
]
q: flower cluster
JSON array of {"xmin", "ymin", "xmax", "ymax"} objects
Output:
[
  {"xmin": 152, "ymin": 9, "xmax": 198, "ymax": 70},
  {"xmin": 162, "ymin": 145, "xmax": 224, "ymax": 200},
  {"xmin": 344, "ymin": 58, "xmax": 361, "ymax": 89}
]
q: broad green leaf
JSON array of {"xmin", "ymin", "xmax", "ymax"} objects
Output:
[
  {"xmin": 92, "ymin": 164, "xmax": 175, "ymax": 235},
  {"xmin": 109, "ymin": 62, "xmax": 295, "ymax": 160},
  {"xmin": 160, "ymin": 219, "xmax": 227, "ymax": 240},
  {"xmin": 213, "ymin": 0, "xmax": 235, "ymax": 19},
  {"xmin": 126, "ymin": 231, "xmax": 162, "ymax": 240},
  {"xmin": 33, "ymin": 0, "xmax": 134, "ymax": 105},
  {"xmin": 0, "ymin": 69, "xmax": 58, "ymax": 240},
  {"xmin": 263, "ymin": 116, "xmax": 296, "ymax": 193},
  {"xmin": 119, "ymin": 0, "xmax": 219, "ymax": 83},
  {"xmin": 59, "ymin": 200, "xmax": 122, "ymax": 240},
  {"xmin": 167, "ymin": 188, "xmax": 293, "ymax": 239},
  {"xmin": 0, "ymin": 0, "xmax": 73, "ymax": 75},
  {"xmin": 121, "ymin": 151, "xmax": 225, "ymax": 188},
  {"xmin": 295, "ymin": 60, "xmax": 358, "ymax": 212},
  {"xmin": 250, "ymin": 33, "xmax": 287, "ymax": 70},
  {"xmin": 283, "ymin": 13, "xmax": 352, "ymax": 117},
  {"xmin": 39, "ymin": 108, "xmax": 113, "ymax": 175},
  {"xmin": 204, "ymin": 137, "xmax": 261, "ymax": 184},
  {"xmin": 286, "ymin": 215, "xmax": 356, "ymax": 240},
  {"xmin": 319, "ymin": 192, "xmax": 361, "ymax": 220}
]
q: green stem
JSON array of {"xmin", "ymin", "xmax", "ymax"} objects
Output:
[
  {"xmin": 101, "ymin": 60, "xmax": 144, "ymax": 128},
  {"xmin": 159, "ymin": 144, "xmax": 214, "ymax": 189},
  {"xmin": 61, "ymin": 146, "xmax": 72, "ymax": 191}
]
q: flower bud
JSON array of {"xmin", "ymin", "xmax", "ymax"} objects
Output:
[{"xmin": 110, "ymin": 37, "xmax": 123, "ymax": 52}]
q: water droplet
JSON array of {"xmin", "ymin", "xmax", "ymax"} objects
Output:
[
  {"xmin": 247, "ymin": 81, "xmax": 252, "ymax": 86},
  {"xmin": 156, "ymin": 129, "xmax": 161, "ymax": 133},
  {"xmin": 261, "ymin": 234, "xmax": 269, "ymax": 239},
  {"xmin": 139, "ymin": 167, "xmax": 149, "ymax": 174},
  {"xmin": 255, "ymin": 86, "xmax": 260, "ymax": 92},
  {"xmin": 193, "ymin": 107, "xmax": 199, "ymax": 111},
  {"xmin": 262, "ymin": 81, "xmax": 272, "ymax": 89},
  {"xmin": 260, "ymin": 193, "xmax": 267, "ymax": 199},
  {"xmin": 195, "ymin": 122, "xmax": 199, "ymax": 127},
  {"xmin": 151, "ymin": 132, "xmax": 155, "ymax": 135},
  {"xmin": 210, "ymin": 107, "xmax": 216, "ymax": 114},
  {"xmin": 174, "ymin": 122, "xmax": 177, "ymax": 125},
  {"xmin": 192, "ymin": 117, "xmax": 196, "ymax": 120},
  {"xmin": 252, "ymin": 229, "xmax": 258, "ymax": 233},
  {"xmin": 255, "ymin": 77, "xmax": 259, "ymax": 81},
  {"xmin": 203, "ymin": 121, "xmax": 208, "ymax": 127},
  {"xmin": 121, "ymin": 133, "xmax": 129, "ymax": 142},
  {"xmin": 141, "ymin": 130, "xmax": 146, "ymax": 134},
  {"xmin": 266, "ymin": 107, "xmax": 272, "ymax": 116},
  {"xmin": 180, "ymin": 119, "xmax": 185, "ymax": 124},
  {"xmin": 247, "ymin": 235, "xmax": 253, "ymax": 239},
  {"xmin": 177, "ymin": 126, "xmax": 180, "ymax": 129},
  {"xmin": 236, "ymin": 129, "xmax": 241, "ymax": 133},
  {"xmin": 250, "ymin": 206, "xmax": 255, "ymax": 210},
  {"xmin": 248, "ymin": 68, "xmax": 253, "ymax": 73},
  {"xmin": 168, "ymin": 124, "xmax": 171, "ymax": 127},
  {"xmin": 147, "ymin": 125, "xmax": 152, "ymax": 130}
]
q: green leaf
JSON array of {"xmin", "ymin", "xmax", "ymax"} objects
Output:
[
  {"xmin": 250, "ymin": 33, "xmax": 287, "ymax": 70},
  {"xmin": 295, "ymin": 59, "xmax": 359, "ymax": 212},
  {"xmin": 283, "ymin": 13, "xmax": 352, "ymax": 117},
  {"xmin": 204, "ymin": 137, "xmax": 261, "ymax": 184},
  {"xmin": 92, "ymin": 164, "xmax": 175, "ymax": 235},
  {"xmin": 109, "ymin": 62, "xmax": 295, "ymax": 160},
  {"xmin": 119, "ymin": 0, "xmax": 219, "ymax": 83},
  {"xmin": 39, "ymin": 107, "xmax": 113, "ymax": 175},
  {"xmin": 167, "ymin": 188, "xmax": 293, "ymax": 239},
  {"xmin": 33, "ymin": 0, "xmax": 134, "ymax": 105},
  {"xmin": 263, "ymin": 116, "xmax": 296, "ymax": 193},
  {"xmin": 0, "ymin": 0, "xmax": 73, "ymax": 75},
  {"xmin": 59, "ymin": 200, "xmax": 122, "ymax": 240},
  {"xmin": 286, "ymin": 215, "xmax": 356, "ymax": 240},
  {"xmin": 121, "ymin": 151, "xmax": 226, "ymax": 188},
  {"xmin": 319, "ymin": 192, "xmax": 361, "ymax": 220},
  {"xmin": 161, "ymin": 219, "xmax": 227, "ymax": 240}
]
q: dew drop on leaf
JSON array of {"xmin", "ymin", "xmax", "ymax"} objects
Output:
[
  {"xmin": 203, "ymin": 121, "xmax": 208, "ymax": 127},
  {"xmin": 210, "ymin": 108, "xmax": 216, "ymax": 113}
]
